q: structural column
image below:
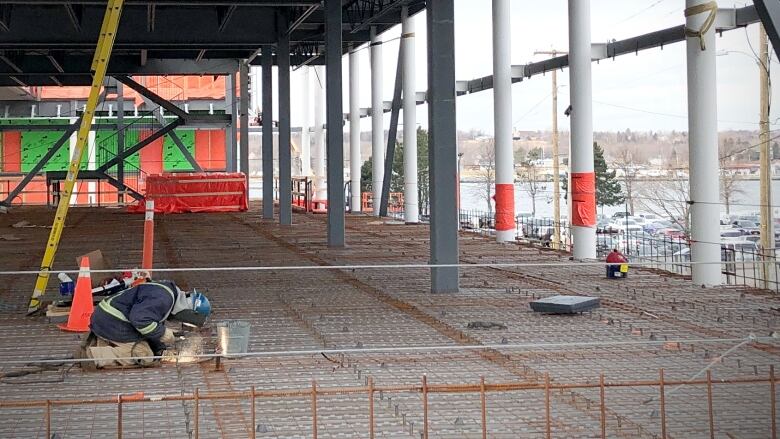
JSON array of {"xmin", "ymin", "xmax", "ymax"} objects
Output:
[
  {"xmin": 402, "ymin": 7, "xmax": 419, "ymax": 224},
  {"xmin": 427, "ymin": 0, "xmax": 459, "ymax": 293},
  {"xmin": 349, "ymin": 47, "xmax": 362, "ymax": 212},
  {"xmin": 239, "ymin": 61, "xmax": 250, "ymax": 177},
  {"xmin": 371, "ymin": 27, "xmax": 384, "ymax": 216},
  {"xmin": 492, "ymin": 0, "xmax": 514, "ymax": 242},
  {"xmin": 685, "ymin": 0, "xmax": 721, "ymax": 285},
  {"xmin": 568, "ymin": 0, "xmax": 597, "ymax": 259},
  {"xmin": 278, "ymin": 25, "xmax": 293, "ymax": 225},
  {"xmin": 300, "ymin": 66, "xmax": 312, "ymax": 177},
  {"xmin": 325, "ymin": 0, "xmax": 345, "ymax": 247},
  {"xmin": 313, "ymin": 66, "xmax": 327, "ymax": 201},
  {"xmin": 226, "ymin": 71, "xmax": 238, "ymax": 173},
  {"xmin": 262, "ymin": 47, "xmax": 274, "ymax": 220},
  {"xmin": 116, "ymin": 81, "xmax": 125, "ymax": 204}
]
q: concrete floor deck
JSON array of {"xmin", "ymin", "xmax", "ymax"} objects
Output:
[{"xmin": 0, "ymin": 204, "xmax": 779, "ymax": 438}]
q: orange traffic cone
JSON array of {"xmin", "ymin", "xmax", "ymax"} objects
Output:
[{"xmin": 59, "ymin": 257, "xmax": 94, "ymax": 332}]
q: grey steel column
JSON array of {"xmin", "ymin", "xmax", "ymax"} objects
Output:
[
  {"xmin": 239, "ymin": 61, "xmax": 250, "ymax": 177},
  {"xmin": 262, "ymin": 48, "xmax": 274, "ymax": 220},
  {"xmin": 325, "ymin": 0, "xmax": 345, "ymax": 247},
  {"xmin": 278, "ymin": 27, "xmax": 293, "ymax": 226},
  {"xmin": 116, "ymin": 81, "xmax": 125, "ymax": 204},
  {"xmin": 427, "ymin": 0, "xmax": 459, "ymax": 293},
  {"xmin": 225, "ymin": 71, "xmax": 238, "ymax": 172}
]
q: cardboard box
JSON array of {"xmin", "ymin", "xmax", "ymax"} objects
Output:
[{"xmin": 76, "ymin": 249, "xmax": 111, "ymax": 288}]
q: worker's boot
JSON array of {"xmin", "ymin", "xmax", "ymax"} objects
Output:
[{"xmin": 74, "ymin": 332, "xmax": 97, "ymax": 372}]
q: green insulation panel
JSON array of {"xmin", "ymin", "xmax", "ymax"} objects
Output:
[
  {"xmin": 163, "ymin": 130, "xmax": 196, "ymax": 171},
  {"xmin": 17, "ymin": 119, "xmax": 72, "ymax": 173},
  {"xmin": 1, "ymin": 117, "xmax": 188, "ymax": 173},
  {"xmin": 94, "ymin": 129, "xmax": 140, "ymax": 172}
]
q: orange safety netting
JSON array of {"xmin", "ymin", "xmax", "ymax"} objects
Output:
[
  {"xmin": 493, "ymin": 183, "xmax": 515, "ymax": 232},
  {"xmin": 40, "ymin": 76, "xmax": 227, "ymax": 103},
  {"xmin": 571, "ymin": 172, "xmax": 597, "ymax": 227}
]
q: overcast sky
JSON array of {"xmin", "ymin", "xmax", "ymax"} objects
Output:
[{"xmin": 263, "ymin": 1, "xmax": 776, "ymax": 135}]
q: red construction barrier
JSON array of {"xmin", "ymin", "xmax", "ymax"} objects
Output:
[{"xmin": 128, "ymin": 173, "xmax": 248, "ymax": 214}]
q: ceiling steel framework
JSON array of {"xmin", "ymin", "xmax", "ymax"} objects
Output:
[{"xmin": 0, "ymin": 0, "xmax": 425, "ymax": 86}]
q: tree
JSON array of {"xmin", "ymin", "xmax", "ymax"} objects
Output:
[
  {"xmin": 520, "ymin": 147, "xmax": 546, "ymax": 217},
  {"xmin": 361, "ymin": 127, "xmax": 430, "ymax": 216},
  {"xmin": 636, "ymin": 178, "xmax": 691, "ymax": 234},
  {"xmin": 562, "ymin": 142, "xmax": 624, "ymax": 207},
  {"xmin": 471, "ymin": 141, "xmax": 495, "ymax": 214},
  {"xmin": 360, "ymin": 143, "xmax": 405, "ymax": 194},
  {"xmin": 614, "ymin": 149, "xmax": 638, "ymax": 215},
  {"xmin": 594, "ymin": 142, "xmax": 624, "ymax": 207},
  {"xmin": 416, "ymin": 127, "xmax": 430, "ymax": 216},
  {"xmin": 719, "ymin": 140, "xmax": 745, "ymax": 215}
]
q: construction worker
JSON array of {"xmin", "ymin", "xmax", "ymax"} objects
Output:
[
  {"xmin": 606, "ymin": 249, "xmax": 628, "ymax": 279},
  {"xmin": 78, "ymin": 280, "xmax": 211, "ymax": 369}
]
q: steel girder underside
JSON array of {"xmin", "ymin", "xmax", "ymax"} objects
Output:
[{"xmin": 0, "ymin": 0, "xmax": 426, "ymax": 86}]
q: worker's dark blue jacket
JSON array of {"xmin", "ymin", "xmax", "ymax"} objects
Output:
[{"xmin": 90, "ymin": 281, "xmax": 178, "ymax": 346}]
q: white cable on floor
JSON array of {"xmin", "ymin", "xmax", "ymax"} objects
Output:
[{"xmin": 1, "ymin": 335, "xmax": 775, "ymax": 367}]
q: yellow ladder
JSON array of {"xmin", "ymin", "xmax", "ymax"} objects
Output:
[{"xmin": 27, "ymin": 0, "xmax": 125, "ymax": 314}]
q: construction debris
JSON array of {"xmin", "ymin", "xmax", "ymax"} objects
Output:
[{"xmin": 466, "ymin": 321, "xmax": 507, "ymax": 330}]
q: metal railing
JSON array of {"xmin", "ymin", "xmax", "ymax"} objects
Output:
[
  {"xmin": 0, "ymin": 366, "xmax": 775, "ymax": 439},
  {"xmin": 454, "ymin": 210, "xmax": 780, "ymax": 293}
]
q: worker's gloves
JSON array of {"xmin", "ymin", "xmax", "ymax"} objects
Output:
[{"xmin": 160, "ymin": 327, "xmax": 177, "ymax": 345}]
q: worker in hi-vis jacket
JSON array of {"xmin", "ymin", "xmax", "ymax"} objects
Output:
[{"xmin": 77, "ymin": 279, "xmax": 211, "ymax": 369}]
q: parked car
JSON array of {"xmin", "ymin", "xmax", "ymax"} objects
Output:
[
  {"xmin": 607, "ymin": 218, "xmax": 643, "ymax": 233},
  {"xmin": 721, "ymin": 230, "xmax": 746, "ymax": 242},
  {"xmin": 639, "ymin": 213, "xmax": 660, "ymax": 222},
  {"xmin": 611, "ymin": 211, "xmax": 631, "ymax": 219},
  {"xmin": 646, "ymin": 220, "xmax": 673, "ymax": 235},
  {"xmin": 733, "ymin": 220, "xmax": 760, "ymax": 235},
  {"xmin": 596, "ymin": 219, "xmax": 613, "ymax": 234}
]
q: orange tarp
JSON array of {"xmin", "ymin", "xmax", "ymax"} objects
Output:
[{"xmin": 40, "ymin": 76, "xmax": 227, "ymax": 102}]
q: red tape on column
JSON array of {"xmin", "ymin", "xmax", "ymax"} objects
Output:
[
  {"xmin": 494, "ymin": 183, "xmax": 515, "ymax": 232},
  {"xmin": 571, "ymin": 172, "xmax": 596, "ymax": 227}
]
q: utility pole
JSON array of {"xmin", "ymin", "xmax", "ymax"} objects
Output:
[
  {"xmin": 759, "ymin": 25, "xmax": 775, "ymax": 288},
  {"xmin": 535, "ymin": 49, "xmax": 566, "ymax": 249}
]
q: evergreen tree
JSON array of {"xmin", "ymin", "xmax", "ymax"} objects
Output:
[
  {"xmin": 561, "ymin": 142, "xmax": 624, "ymax": 207},
  {"xmin": 594, "ymin": 142, "xmax": 624, "ymax": 206},
  {"xmin": 360, "ymin": 127, "xmax": 430, "ymax": 215},
  {"xmin": 360, "ymin": 144, "xmax": 404, "ymax": 194}
]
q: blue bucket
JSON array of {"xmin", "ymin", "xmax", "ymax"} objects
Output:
[{"xmin": 59, "ymin": 281, "xmax": 75, "ymax": 296}]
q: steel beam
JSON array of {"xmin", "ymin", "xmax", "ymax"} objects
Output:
[
  {"xmin": 96, "ymin": 119, "xmax": 184, "ymax": 172},
  {"xmin": 687, "ymin": 0, "xmax": 721, "ymax": 285},
  {"xmin": 139, "ymin": 94, "xmax": 202, "ymax": 172},
  {"xmin": 370, "ymin": 26, "xmax": 383, "ymax": 216},
  {"xmin": 379, "ymin": 44, "xmax": 402, "ymax": 217},
  {"xmin": 239, "ymin": 60, "xmax": 250, "ymax": 176},
  {"xmin": 278, "ymin": 16, "xmax": 293, "ymax": 226},
  {"xmin": 0, "ymin": 119, "xmax": 79, "ymax": 207},
  {"xmin": 427, "ymin": 0, "xmax": 459, "ymax": 293},
  {"xmin": 754, "ymin": 1, "xmax": 780, "ymax": 59},
  {"xmin": 116, "ymin": 80, "xmax": 125, "ymax": 203},
  {"xmin": 115, "ymin": 75, "xmax": 187, "ymax": 119},
  {"xmin": 401, "ymin": 6, "xmax": 418, "ymax": 224},
  {"xmin": 262, "ymin": 47, "xmax": 274, "ymax": 220},
  {"xmin": 225, "ymin": 71, "xmax": 238, "ymax": 172},
  {"xmin": 325, "ymin": 0, "xmax": 344, "ymax": 247},
  {"xmin": 348, "ymin": 47, "xmax": 361, "ymax": 213}
]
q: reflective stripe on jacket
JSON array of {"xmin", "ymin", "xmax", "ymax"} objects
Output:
[{"xmin": 90, "ymin": 281, "xmax": 177, "ymax": 343}]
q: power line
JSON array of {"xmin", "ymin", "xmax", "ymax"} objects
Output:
[{"xmin": 613, "ymin": 0, "xmax": 670, "ymax": 26}]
